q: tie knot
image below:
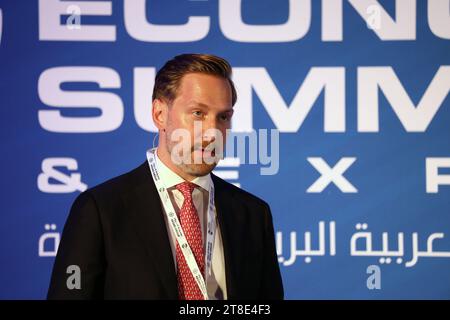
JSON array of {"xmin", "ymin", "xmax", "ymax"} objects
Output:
[{"xmin": 176, "ymin": 181, "xmax": 197, "ymax": 198}]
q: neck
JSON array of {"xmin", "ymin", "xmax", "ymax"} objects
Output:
[{"xmin": 156, "ymin": 145, "xmax": 197, "ymax": 182}]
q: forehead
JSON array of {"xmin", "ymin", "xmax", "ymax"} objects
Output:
[{"xmin": 174, "ymin": 73, "xmax": 232, "ymax": 108}]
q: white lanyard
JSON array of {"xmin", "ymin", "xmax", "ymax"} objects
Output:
[{"xmin": 146, "ymin": 148, "xmax": 216, "ymax": 300}]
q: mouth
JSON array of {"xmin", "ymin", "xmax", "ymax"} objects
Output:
[
  {"xmin": 202, "ymin": 148, "xmax": 215, "ymax": 156},
  {"xmin": 193, "ymin": 147, "xmax": 216, "ymax": 158}
]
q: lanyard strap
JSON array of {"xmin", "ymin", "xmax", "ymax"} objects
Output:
[{"xmin": 146, "ymin": 148, "xmax": 216, "ymax": 300}]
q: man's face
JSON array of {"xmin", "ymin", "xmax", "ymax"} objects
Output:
[{"xmin": 164, "ymin": 73, "xmax": 234, "ymax": 177}]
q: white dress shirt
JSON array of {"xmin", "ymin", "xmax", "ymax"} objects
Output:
[{"xmin": 155, "ymin": 148, "xmax": 227, "ymax": 300}]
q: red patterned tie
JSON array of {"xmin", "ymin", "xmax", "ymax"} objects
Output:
[{"xmin": 175, "ymin": 181, "xmax": 205, "ymax": 300}]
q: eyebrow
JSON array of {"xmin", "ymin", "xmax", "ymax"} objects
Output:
[{"xmin": 189, "ymin": 101, "xmax": 233, "ymax": 112}]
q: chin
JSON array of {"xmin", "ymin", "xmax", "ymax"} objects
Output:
[{"xmin": 185, "ymin": 163, "xmax": 216, "ymax": 177}]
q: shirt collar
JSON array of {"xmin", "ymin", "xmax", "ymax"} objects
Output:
[{"xmin": 155, "ymin": 147, "xmax": 212, "ymax": 192}]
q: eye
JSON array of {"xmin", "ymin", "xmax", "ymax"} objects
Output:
[
  {"xmin": 219, "ymin": 113, "xmax": 232, "ymax": 122},
  {"xmin": 192, "ymin": 110, "xmax": 203, "ymax": 118}
]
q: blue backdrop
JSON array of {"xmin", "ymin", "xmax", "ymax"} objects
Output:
[{"xmin": 1, "ymin": 0, "xmax": 450, "ymax": 299}]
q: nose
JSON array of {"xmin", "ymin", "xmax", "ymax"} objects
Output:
[{"xmin": 201, "ymin": 117, "xmax": 221, "ymax": 143}]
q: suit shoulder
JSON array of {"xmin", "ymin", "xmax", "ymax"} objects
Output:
[{"xmin": 84, "ymin": 161, "xmax": 148, "ymax": 201}]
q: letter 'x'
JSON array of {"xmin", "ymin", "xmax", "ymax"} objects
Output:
[{"xmin": 307, "ymin": 157, "xmax": 357, "ymax": 193}]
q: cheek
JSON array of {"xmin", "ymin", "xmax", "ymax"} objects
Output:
[
  {"xmin": 220, "ymin": 124, "xmax": 229, "ymax": 136},
  {"xmin": 217, "ymin": 127, "xmax": 228, "ymax": 145},
  {"xmin": 179, "ymin": 113, "xmax": 195, "ymax": 128},
  {"xmin": 167, "ymin": 111, "xmax": 187, "ymax": 129},
  {"xmin": 176, "ymin": 115, "xmax": 198, "ymax": 144}
]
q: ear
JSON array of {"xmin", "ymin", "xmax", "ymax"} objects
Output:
[{"xmin": 152, "ymin": 98, "xmax": 168, "ymax": 131}]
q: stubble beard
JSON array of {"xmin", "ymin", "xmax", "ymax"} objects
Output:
[{"xmin": 165, "ymin": 129, "xmax": 218, "ymax": 178}]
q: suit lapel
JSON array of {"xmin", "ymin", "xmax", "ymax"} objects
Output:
[
  {"xmin": 212, "ymin": 174, "xmax": 247, "ymax": 300},
  {"xmin": 122, "ymin": 162, "xmax": 178, "ymax": 299}
]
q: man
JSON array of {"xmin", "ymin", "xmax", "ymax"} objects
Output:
[{"xmin": 47, "ymin": 53, "xmax": 283, "ymax": 300}]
